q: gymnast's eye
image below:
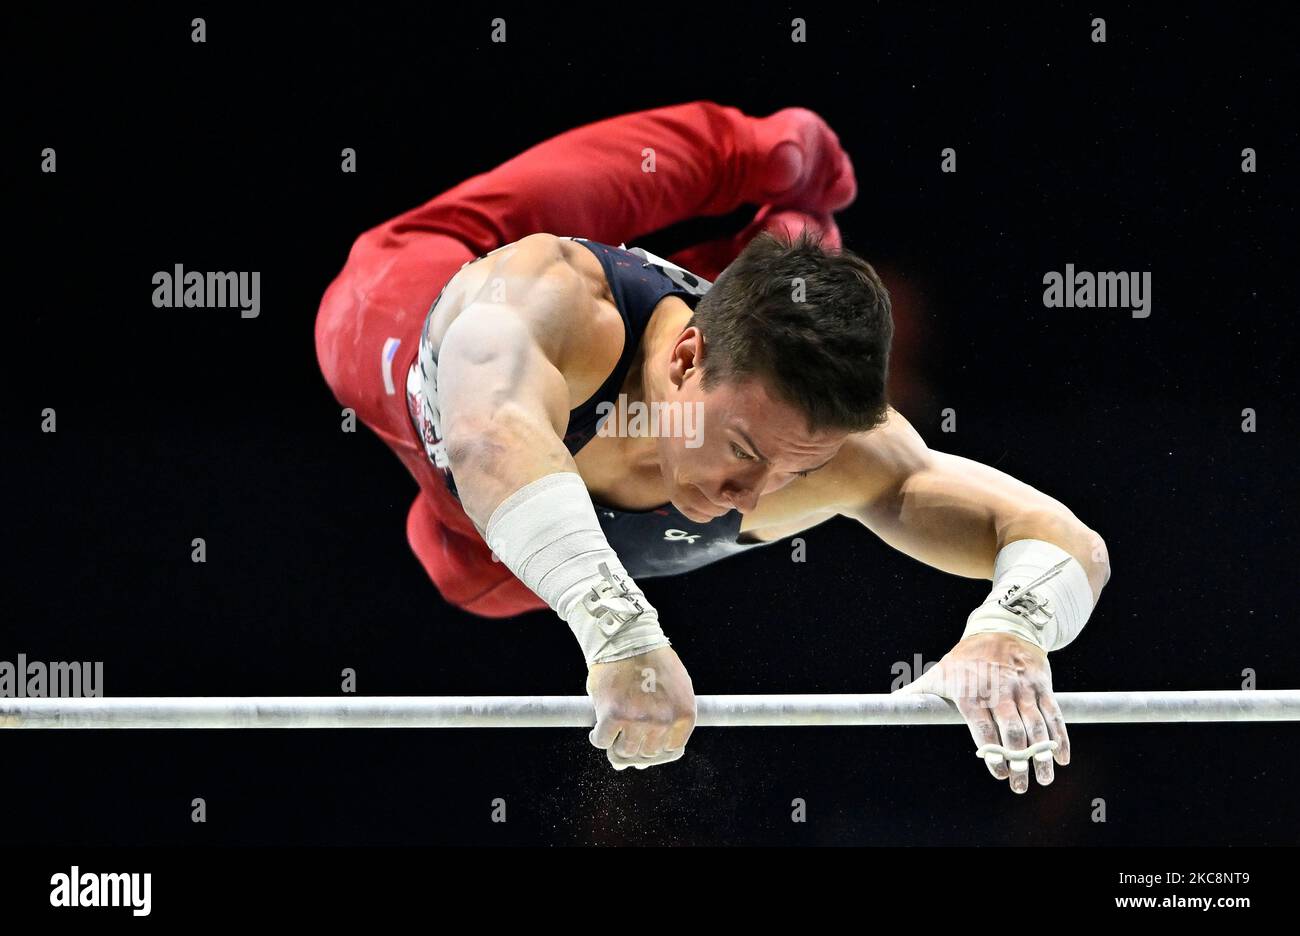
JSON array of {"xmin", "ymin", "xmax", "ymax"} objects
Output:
[{"xmin": 730, "ymin": 443, "xmax": 754, "ymax": 460}]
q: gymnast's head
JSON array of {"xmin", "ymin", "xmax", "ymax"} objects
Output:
[{"xmin": 651, "ymin": 229, "xmax": 894, "ymax": 522}]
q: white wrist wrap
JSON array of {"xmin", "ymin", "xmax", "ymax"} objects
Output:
[
  {"xmin": 962, "ymin": 539, "xmax": 1095, "ymax": 652},
  {"xmin": 484, "ymin": 472, "xmax": 669, "ymax": 665}
]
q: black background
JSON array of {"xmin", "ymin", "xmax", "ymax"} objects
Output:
[{"xmin": 6, "ymin": 3, "xmax": 1299, "ymax": 849}]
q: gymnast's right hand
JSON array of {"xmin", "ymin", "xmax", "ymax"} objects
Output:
[{"xmin": 587, "ymin": 646, "xmax": 697, "ymax": 771}]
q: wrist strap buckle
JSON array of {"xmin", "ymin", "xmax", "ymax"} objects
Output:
[
  {"xmin": 997, "ymin": 558, "xmax": 1070, "ymax": 631},
  {"xmin": 582, "ymin": 563, "xmax": 646, "ymax": 634}
]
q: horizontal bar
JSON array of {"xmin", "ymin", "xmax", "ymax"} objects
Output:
[{"xmin": 1, "ymin": 690, "xmax": 1297, "ymax": 729}]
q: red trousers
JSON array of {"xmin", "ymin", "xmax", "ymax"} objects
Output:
[{"xmin": 314, "ymin": 101, "xmax": 856, "ymax": 617}]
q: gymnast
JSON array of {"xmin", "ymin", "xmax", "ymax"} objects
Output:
[{"xmin": 314, "ymin": 102, "xmax": 1111, "ymax": 790}]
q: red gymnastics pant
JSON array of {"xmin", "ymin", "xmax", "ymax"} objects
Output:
[{"xmin": 314, "ymin": 101, "xmax": 857, "ymax": 618}]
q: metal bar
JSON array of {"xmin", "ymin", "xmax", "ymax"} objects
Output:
[{"xmin": 2, "ymin": 690, "xmax": 1298, "ymax": 729}]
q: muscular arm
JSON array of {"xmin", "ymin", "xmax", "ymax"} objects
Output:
[
  {"xmin": 810, "ymin": 408, "xmax": 1111, "ymax": 600},
  {"xmin": 436, "ymin": 236, "xmax": 595, "ymax": 530},
  {"xmin": 436, "ymin": 236, "xmax": 697, "ymax": 771},
  {"xmin": 834, "ymin": 408, "xmax": 1110, "ymax": 793}
]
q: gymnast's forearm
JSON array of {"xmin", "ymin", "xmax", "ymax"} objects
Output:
[
  {"xmin": 849, "ymin": 440, "xmax": 1110, "ymax": 652},
  {"xmin": 437, "ymin": 305, "xmax": 668, "ymax": 665},
  {"xmin": 438, "ymin": 311, "xmax": 575, "ymax": 534},
  {"xmin": 443, "ymin": 406, "xmax": 575, "ymax": 537},
  {"xmin": 967, "ymin": 501, "xmax": 1109, "ymax": 653},
  {"xmin": 995, "ymin": 508, "xmax": 1111, "ymax": 603},
  {"xmin": 863, "ymin": 449, "xmax": 1110, "ymax": 600}
]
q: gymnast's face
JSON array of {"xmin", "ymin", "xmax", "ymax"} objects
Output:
[{"xmin": 657, "ymin": 327, "xmax": 846, "ymax": 522}]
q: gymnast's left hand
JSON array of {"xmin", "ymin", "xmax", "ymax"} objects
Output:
[{"xmin": 895, "ymin": 632, "xmax": 1070, "ymax": 794}]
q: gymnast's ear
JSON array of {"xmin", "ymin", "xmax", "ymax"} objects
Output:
[{"xmin": 668, "ymin": 325, "xmax": 706, "ymax": 386}]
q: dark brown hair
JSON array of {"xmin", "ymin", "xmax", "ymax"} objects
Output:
[{"xmin": 688, "ymin": 229, "xmax": 894, "ymax": 433}]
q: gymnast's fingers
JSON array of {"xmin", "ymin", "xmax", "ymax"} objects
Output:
[
  {"xmin": 589, "ymin": 711, "xmax": 622, "ymax": 750},
  {"xmin": 956, "ymin": 696, "xmax": 1008, "ymax": 780},
  {"xmin": 1038, "ymin": 689, "xmax": 1071, "ymax": 766},
  {"xmin": 612, "ymin": 722, "xmax": 648, "ymax": 760},
  {"xmin": 990, "ymin": 697, "xmax": 1031, "ymax": 794},
  {"xmin": 1017, "ymin": 693, "xmax": 1055, "ymax": 787},
  {"xmin": 607, "ymin": 745, "xmax": 685, "ymax": 771}
]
